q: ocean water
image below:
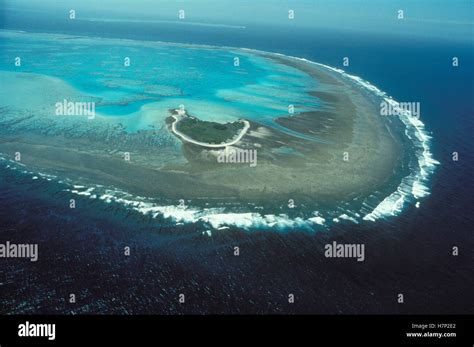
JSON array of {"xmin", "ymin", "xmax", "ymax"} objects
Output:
[
  {"xmin": 0, "ymin": 30, "xmax": 430, "ymax": 228},
  {"xmin": 0, "ymin": 12, "xmax": 473, "ymax": 314}
]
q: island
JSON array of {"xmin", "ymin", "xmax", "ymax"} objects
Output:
[
  {"xmin": 168, "ymin": 108, "xmax": 250, "ymax": 148},
  {"xmin": 0, "ymin": 30, "xmax": 429, "ymax": 228}
]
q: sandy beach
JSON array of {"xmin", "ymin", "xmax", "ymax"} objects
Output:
[{"xmin": 0, "ymin": 37, "xmax": 404, "ymax": 214}]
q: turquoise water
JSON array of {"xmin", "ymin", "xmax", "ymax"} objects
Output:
[
  {"xmin": 0, "ymin": 31, "xmax": 321, "ymax": 134},
  {"xmin": 98, "ymin": 99, "xmax": 155, "ymax": 115},
  {"xmin": 0, "ymin": 14, "xmax": 472, "ymax": 315}
]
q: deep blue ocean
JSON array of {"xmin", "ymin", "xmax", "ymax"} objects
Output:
[{"xmin": 0, "ymin": 11, "xmax": 473, "ymax": 314}]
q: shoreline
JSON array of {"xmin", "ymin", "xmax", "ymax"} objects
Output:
[
  {"xmin": 0, "ymin": 30, "xmax": 438, "ymax": 228},
  {"xmin": 169, "ymin": 113, "xmax": 250, "ymax": 148}
]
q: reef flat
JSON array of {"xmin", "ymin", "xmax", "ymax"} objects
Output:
[{"xmin": 0, "ymin": 30, "xmax": 412, "ymax": 226}]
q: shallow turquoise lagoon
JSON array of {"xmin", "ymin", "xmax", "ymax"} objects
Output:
[{"xmin": 0, "ymin": 31, "xmax": 321, "ymax": 132}]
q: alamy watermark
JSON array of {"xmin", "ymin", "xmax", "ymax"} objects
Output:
[
  {"xmin": 0, "ymin": 241, "xmax": 38, "ymax": 262},
  {"xmin": 55, "ymin": 99, "xmax": 95, "ymax": 119},
  {"xmin": 18, "ymin": 321, "xmax": 55, "ymax": 341},
  {"xmin": 217, "ymin": 147, "xmax": 257, "ymax": 167},
  {"xmin": 380, "ymin": 101, "xmax": 420, "ymax": 119},
  {"xmin": 324, "ymin": 241, "xmax": 365, "ymax": 262}
]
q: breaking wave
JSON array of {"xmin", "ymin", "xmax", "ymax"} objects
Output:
[
  {"xmin": 295, "ymin": 59, "xmax": 440, "ymax": 221},
  {"xmin": 0, "ymin": 48, "xmax": 440, "ymax": 231}
]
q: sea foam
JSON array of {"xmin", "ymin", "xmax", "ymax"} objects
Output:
[
  {"xmin": 0, "ymin": 44, "xmax": 440, "ymax": 230},
  {"xmin": 273, "ymin": 55, "xmax": 440, "ymax": 223}
]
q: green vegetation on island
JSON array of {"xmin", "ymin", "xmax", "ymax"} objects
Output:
[{"xmin": 174, "ymin": 114, "xmax": 245, "ymax": 144}]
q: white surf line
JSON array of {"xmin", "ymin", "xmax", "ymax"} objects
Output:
[
  {"xmin": 170, "ymin": 115, "xmax": 250, "ymax": 148},
  {"xmin": 2, "ymin": 29, "xmax": 436, "ymax": 226}
]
